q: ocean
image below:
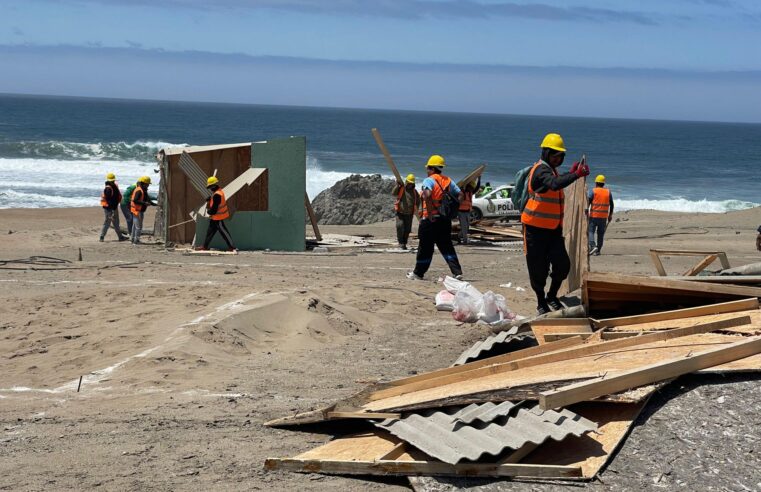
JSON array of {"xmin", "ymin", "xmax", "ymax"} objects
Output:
[{"xmin": 0, "ymin": 93, "xmax": 759, "ymax": 212}]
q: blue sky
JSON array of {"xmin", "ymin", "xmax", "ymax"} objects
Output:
[{"xmin": 2, "ymin": 0, "xmax": 761, "ymax": 122}]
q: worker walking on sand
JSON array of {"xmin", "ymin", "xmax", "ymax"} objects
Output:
[
  {"xmin": 120, "ymin": 181, "xmax": 137, "ymax": 235},
  {"xmin": 99, "ymin": 172, "xmax": 127, "ymax": 242},
  {"xmin": 587, "ymin": 174, "xmax": 614, "ymax": 256},
  {"xmin": 407, "ymin": 155, "xmax": 464, "ymax": 280},
  {"xmin": 130, "ymin": 176, "xmax": 156, "ymax": 244},
  {"xmin": 392, "ymin": 174, "xmax": 421, "ymax": 250},
  {"xmin": 198, "ymin": 176, "xmax": 237, "ymax": 253},
  {"xmin": 522, "ymin": 133, "xmax": 589, "ymax": 315},
  {"xmin": 458, "ymin": 178, "xmax": 479, "ymax": 245}
]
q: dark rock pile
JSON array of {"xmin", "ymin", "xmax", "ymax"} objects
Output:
[{"xmin": 312, "ymin": 174, "xmax": 397, "ymax": 225}]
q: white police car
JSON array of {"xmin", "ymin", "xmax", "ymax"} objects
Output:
[{"xmin": 470, "ymin": 185, "xmax": 520, "ymax": 221}]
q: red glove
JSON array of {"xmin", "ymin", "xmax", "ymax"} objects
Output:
[
  {"xmin": 573, "ymin": 162, "xmax": 590, "ymax": 178},
  {"xmin": 569, "ymin": 161, "xmax": 580, "ymax": 174}
]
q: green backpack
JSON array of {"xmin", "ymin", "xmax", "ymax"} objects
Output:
[
  {"xmin": 511, "ymin": 165, "xmax": 533, "ymax": 212},
  {"xmin": 122, "ymin": 184, "xmax": 136, "ymax": 206}
]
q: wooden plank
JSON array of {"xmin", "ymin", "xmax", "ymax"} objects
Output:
[
  {"xmin": 305, "ymin": 193, "xmax": 322, "ymax": 241},
  {"xmin": 585, "ymin": 272, "xmax": 761, "ymax": 298},
  {"xmin": 650, "ymin": 251, "xmax": 667, "ymax": 276},
  {"xmin": 543, "ymin": 331, "xmax": 644, "ymax": 342},
  {"xmin": 683, "ymin": 254, "xmax": 718, "ymax": 276},
  {"xmin": 656, "ymin": 276, "xmax": 761, "ymax": 285},
  {"xmin": 539, "ymin": 335, "xmax": 761, "ymax": 410},
  {"xmin": 264, "ymin": 457, "xmax": 582, "ymax": 478},
  {"xmin": 457, "ymin": 164, "xmax": 486, "ymax": 188},
  {"xmin": 368, "ymin": 316, "xmax": 749, "ymax": 403},
  {"xmin": 371, "ymin": 128, "xmax": 403, "ymax": 183},
  {"xmin": 532, "ymin": 320, "xmax": 592, "ymax": 345},
  {"xmin": 532, "ymin": 318, "xmax": 592, "ymax": 327},
  {"xmin": 650, "ymin": 249, "xmax": 728, "ymax": 256},
  {"xmin": 326, "ymin": 411, "xmax": 400, "ymax": 420},
  {"xmin": 563, "ymin": 174, "xmax": 588, "ymax": 293},
  {"xmin": 595, "ymin": 298, "xmax": 759, "ymax": 328}
]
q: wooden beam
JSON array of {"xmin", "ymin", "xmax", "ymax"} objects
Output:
[
  {"xmin": 457, "ymin": 164, "xmax": 486, "ymax": 188},
  {"xmin": 539, "ymin": 334, "xmax": 761, "ymax": 410},
  {"xmin": 585, "ymin": 272, "xmax": 761, "ymax": 298},
  {"xmin": 371, "ymin": 128, "xmax": 403, "ymax": 183},
  {"xmin": 368, "ymin": 316, "xmax": 750, "ymax": 402},
  {"xmin": 649, "ymin": 250, "xmax": 668, "ymax": 276},
  {"xmin": 683, "ymin": 254, "xmax": 718, "ymax": 276},
  {"xmin": 264, "ymin": 458, "xmax": 583, "ymax": 479},
  {"xmin": 326, "ymin": 411, "xmax": 400, "ymax": 420},
  {"xmin": 304, "ymin": 193, "xmax": 322, "ymax": 242},
  {"xmin": 595, "ymin": 298, "xmax": 759, "ymax": 328}
]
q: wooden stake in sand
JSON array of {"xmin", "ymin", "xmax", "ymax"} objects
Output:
[{"xmin": 77, "ymin": 375, "xmax": 83, "ymax": 392}]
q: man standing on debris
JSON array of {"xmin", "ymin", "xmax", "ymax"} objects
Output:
[
  {"xmin": 130, "ymin": 175, "xmax": 156, "ymax": 244},
  {"xmin": 522, "ymin": 133, "xmax": 589, "ymax": 314},
  {"xmin": 407, "ymin": 155, "xmax": 464, "ymax": 280},
  {"xmin": 99, "ymin": 172, "xmax": 127, "ymax": 242},
  {"xmin": 198, "ymin": 176, "xmax": 237, "ymax": 253},
  {"xmin": 391, "ymin": 174, "xmax": 421, "ymax": 250},
  {"xmin": 458, "ymin": 179, "xmax": 479, "ymax": 244},
  {"xmin": 587, "ymin": 174, "xmax": 614, "ymax": 256}
]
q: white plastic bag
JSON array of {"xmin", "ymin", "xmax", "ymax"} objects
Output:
[
  {"xmin": 478, "ymin": 291, "xmax": 513, "ymax": 324},
  {"xmin": 435, "ymin": 290, "xmax": 455, "ymax": 311},
  {"xmin": 443, "ymin": 276, "xmax": 483, "ymax": 298},
  {"xmin": 451, "ymin": 290, "xmax": 481, "ymax": 323}
]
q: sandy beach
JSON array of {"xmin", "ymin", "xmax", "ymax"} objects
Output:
[{"xmin": 1, "ymin": 206, "xmax": 760, "ymax": 491}]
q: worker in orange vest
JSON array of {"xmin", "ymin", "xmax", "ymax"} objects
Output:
[
  {"xmin": 407, "ymin": 155, "xmax": 464, "ymax": 280},
  {"xmin": 457, "ymin": 178, "xmax": 479, "ymax": 244},
  {"xmin": 587, "ymin": 174, "xmax": 614, "ymax": 256},
  {"xmin": 391, "ymin": 174, "xmax": 421, "ymax": 250},
  {"xmin": 521, "ymin": 133, "xmax": 589, "ymax": 315},
  {"xmin": 130, "ymin": 176, "xmax": 156, "ymax": 244},
  {"xmin": 99, "ymin": 172, "xmax": 127, "ymax": 242},
  {"xmin": 198, "ymin": 176, "xmax": 237, "ymax": 253}
]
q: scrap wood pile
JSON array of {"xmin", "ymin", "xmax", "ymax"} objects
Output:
[
  {"xmin": 453, "ymin": 219, "xmax": 523, "ymax": 242},
  {"xmin": 264, "ymin": 272, "xmax": 761, "ymax": 486}
]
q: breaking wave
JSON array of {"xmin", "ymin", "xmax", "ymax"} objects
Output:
[
  {"xmin": 616, "ymin": 198, "xmax": 758, "ymax": 213},
  {"xmin": 0, "ymin": 140, "xmax": 185, "ymax": 161}
]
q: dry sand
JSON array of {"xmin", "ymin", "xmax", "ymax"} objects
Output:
[{"xmin": 0, "ymin": 206, "xmax": 760, "ymax": 491}]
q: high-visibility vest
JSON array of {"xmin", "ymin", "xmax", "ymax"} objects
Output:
[
  {"xmin": 209, "ymin": 189, "xmax": 230, "ymax": 221},
  {"xmin": 421, "ymin": 174, "xmax": 452, "ymax": 219},
  {"xmin": 590, "ymin": 187, "xmax": 611, "ymax": 219},
  {"xmin": 100, "ymin": 183, "xmax": 121, "ymax": 208},
  {"xmin": 458, "ymin": 190, "xmax": 473, "ymax": 212},
  {"xmin": 394, "ymin": 186, "xmax": 417, "ymax": 215},
  {"xmin": 520, "ymin": 161, "xmax": 564, "ymax": 229},
  {"xmin": 130, "ymin": 187, "xmax": 145, "ymax": 216}
]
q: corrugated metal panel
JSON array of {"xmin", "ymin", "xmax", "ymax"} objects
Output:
[
  {"xmin": 376, "ymin": 403, "xmax": 596, "ymax": 465},
  {"xmin": 178, "ymin": 152, "xmax": 213, "ymax": 199},
  {"xmin": 453, "ymin": 401, "xmax": 518, "ymax": 425},
  {"xmin": 453, "ymin": 329, "xmax": 537, "ymax": 366}
]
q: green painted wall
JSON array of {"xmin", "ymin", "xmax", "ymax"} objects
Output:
[{"xmin": 196, "ymin": 136, "xmax": 306, "ymax": 251}]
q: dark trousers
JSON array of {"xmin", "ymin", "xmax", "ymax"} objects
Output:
[
  {"xmin": 203, "ymin": 220, "xmax": 235, "ymax": 249},
  {"xmin": 414, "ymin": 218, "xmax": 462, "ymax": 277},
  {"xmin": 396, "ymin": 213, "xmax": 413, "ymax": 246},
  {"xmin": 524, "ymin": 224, "xmax": 570, "ymax": 304},
  {"xmin": 120, "ymin": 203, "xmax": 133, "ymax": 235},
  {"xmin": 588, "ymin": 217, "xmax": 607, "ymax": 251}
]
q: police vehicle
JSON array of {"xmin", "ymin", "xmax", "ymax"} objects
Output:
[{"xmin": 470, "ymin": 185, "xmax": 520, "ymax": 221}]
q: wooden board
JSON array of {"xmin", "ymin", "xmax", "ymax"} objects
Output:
[
  {"xmin": 595, "ymin": 298, "xmax": 759, "ymax": 328},
  {"xmin": 457, "ymin": 164, "xmax": 486, "ymax": 188},
  {"xmin": 683, "ymin": 254, "xmax": 718, "ymax": 276},
  {"xmin": 304, "ymin": 193, "xmax": 322, "ymax": 241},
  {"xmin": 539, "ymin": 335, "xmax": 761, "ymax": 410},
  {"xmin": 607, "ymin": 309, "xmax": 761, "ymax": 335},
  {"xmin": 371, "ymin": 128, "xmax": 403, "ymax": 183},
  {"xmin": 649, "ymin": 249, "xmax": 730, "ymax": 275},
  {"xmin": 265, "ymin": 432, "xmax": 583, "ymax": 479},
  {"xmin": 562, "ymin": 176, "xmax": 588, "ymax": 293},
  {"xmin": 531, "ymin": 319, "xmax": 593, "ymax": 344}
]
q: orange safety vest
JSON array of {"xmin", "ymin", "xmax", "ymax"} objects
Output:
[
  {"xmin": 394, "ymin": 186, "xmax": 417, "ymax": 215},
  {"xmin": 459, "ymin": 190, "xmax": 473, "ymax": 212},
  {"xmin": 100, "ymin": 183, "xmax": 121, "ymax": 208},
  {"xmin": 520, "ymin": 161, "xmax": 564, "ymax": 229},
  {"xmin": 130, "ymin": 187, "xmax": 145, "ymax": 216},
  {"xmin": 421, "ymin": 174, "xmax": 452, "ymax": 219},
  {"xmin": 208, "ymin": 189, "xmax": 229, "ymax": 221},
  {"xmin": 590, "ymin": 187, "xmax": 611, "ymax": 219}
]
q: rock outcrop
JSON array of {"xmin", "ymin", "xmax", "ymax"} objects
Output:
[{"xmin": 312, "ymin": 174, "xmax": 397, "ymax": 225}]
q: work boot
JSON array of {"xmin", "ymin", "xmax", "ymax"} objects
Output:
[
  {"xmin": 536, "ymin": 302, "xmax": 551, "ymax": 316},
  {"xmin": 546, "ymin": 296, "xmax": 564, "ymax": 311},
  {"xmin": 228, "ymin": 248, "xmax": 238, "ymax": 254},
  {"xmin": 589, "ymin": 246, "xmax": 599, "ymax": 256},
  {"xmin": 399, "ymin": 243, "xmax": 407, "ymax": 250},
  {"xmin": 118, "ymin": 236, "xmax": 128, "ymax": 242},
  {"xmin": 99, "ymin": 237, "xmax": 104, "ymax": 242},
  {"xmin": 455, "ymin": 274, "xmax": 464, "ymax": 281},
  {"xmin": 406, "ymin": 271, "xmax": 423, "ymax": 281}
]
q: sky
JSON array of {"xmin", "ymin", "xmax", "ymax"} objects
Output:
[{"xmin": 1, "ymin": 0, "xmax": 761, "ymax": 122}]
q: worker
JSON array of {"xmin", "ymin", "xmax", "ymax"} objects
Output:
[
  {"xmin": 756, "ymin": 225, "xmax": 761, "ymax": 252},
  {"xmin": 587, "ymin": 174, "xmax": 614, "ymax": 256},
  {"xmin": 407, "ymin": 155, "xmax": 464, "ymax": 280},
  {"xmin": 477, "ymin": 181, "xmax": 493, "ymax": 197},
  {"xmin": 458, "ymin": 178, "xmax": 479, "ymax": 244},
  {"xmin": 120, "ymin": 181, "xmax": 137, "ymax": 235},
  {"xmin": 391, "ymin": 174, "xmax": 421, "ymax": 250},
  {"xmin": 99, "ymin": 172, "xmax": 127, "ymax": 242},
  {"xmin": 521, "ymin": 133, "xmax": 589, "ymax": 315},
  {"xmin": 198, "ymin": 176, "xmax": 237, "ymax": 253},
  {"xmin": 130, "ymin": 175, "xmax": 156, "ymax": 244}
]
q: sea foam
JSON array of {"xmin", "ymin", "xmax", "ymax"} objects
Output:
[{"xmin": 616, "ymin": 198, "xmax": 759, "ymax": 214}]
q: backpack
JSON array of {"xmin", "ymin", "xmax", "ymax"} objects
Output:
[
  {"xmin": 434, "ymin": 177, "xmax": 460, "ymax": 220},
  {"xmin": 122, "ymin": 184, "xmax": 136, "ymax": 206},
  {"xmin": 511, "ymin": 165, "xmax": 533, "ymax": 212}
]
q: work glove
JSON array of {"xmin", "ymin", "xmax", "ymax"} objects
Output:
[{"xmin": 571, "ymin": 162, "xmax": 590, "ymax": 178}]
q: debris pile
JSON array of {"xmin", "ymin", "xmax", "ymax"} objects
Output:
[
  {"xmin": 311, "ymin": 174, "xmax": 396, "ymax": 225},
  {"xmin": 453, "ymin": 219, "xmax": 523, "ymax": 242},
  {"xmin": 264, "ymin": 268, "xmax": 761, "ymax": 485}
]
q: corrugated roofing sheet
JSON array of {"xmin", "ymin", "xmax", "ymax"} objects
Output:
[
  {"xmin": 452, "ymin": 329, "xmax": 536, "ymax": 366},
  {"xmin": 376, "ymin": 403, "xmax": 596, "ymax": 465},
  {"xmin": 178, "ymin": 152, "xmax": 213, "ymax": 199}
]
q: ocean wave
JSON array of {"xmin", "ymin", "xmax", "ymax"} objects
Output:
[
  {"xmin": 0, "ymin": 189, "xmax": 97, "ymax": 209},
  {"xmin": 0, "ymin": 140, "xmax": 186, "ymax": 161},
  {"xmin": 617, "ymin": 198, "xmax": 759, "ymax": 213}
]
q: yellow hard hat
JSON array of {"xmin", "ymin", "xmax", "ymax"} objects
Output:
[
  {"xmin": 595, "ymin": 174, "xmax": 606, "ymax": 184},
  {"xmin": 540, "ymin": 133, "xmax": 566, "ymax": 152},
  {"xmin": 426, "ymin": 155, "xmax": 446, "ymax": 168},
  {"xmin": 405, "ymin": 174, "xmax": 415, "ymax": 184},
  {"xmin": 105, "ymin": 172, "xmax": 116, "ymax": 181},
  {"xmin": 138, "ymin": 176, "xmax": 152, "ymax": 184},
  {"xmin": 206, "ymin": 176, "xmax": 219, "ymax": 187}
]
